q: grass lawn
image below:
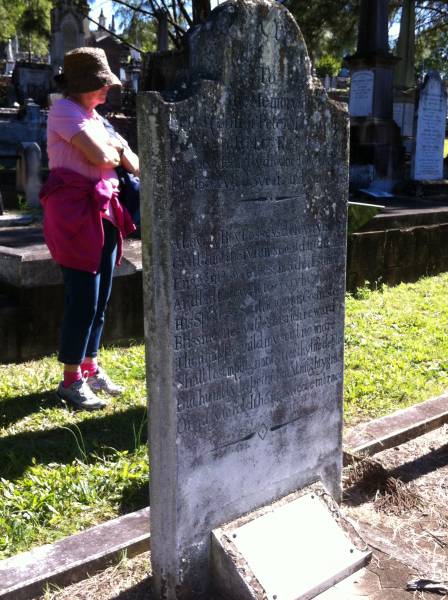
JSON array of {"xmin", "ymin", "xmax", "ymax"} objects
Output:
[{"xmin": 1, "ymin": 273, "xmax": 448, "ymax": 559}]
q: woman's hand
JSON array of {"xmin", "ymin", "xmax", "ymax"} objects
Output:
[
  {"xmin": 108, "ymin": 136, "xmax": 139, "ymax": 176},
  {"xmin": 108, "ymin": 137, "xmax": 125, "ymax": 157}
]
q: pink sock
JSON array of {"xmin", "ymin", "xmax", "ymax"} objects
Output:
[
  {"xmin": 63, "ymin": 368, "xmax": 82, "ymax": 388},
  {"xmin": 81, "ymin": 357, "xmax": 98, "ymax": 377}
]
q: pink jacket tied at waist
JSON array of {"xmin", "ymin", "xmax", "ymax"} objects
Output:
[{"xmin": 40, "ymin": 168, "xmax": 135, "ymax": 273}]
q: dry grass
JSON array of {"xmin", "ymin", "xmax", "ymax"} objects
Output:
[
  {"xmin": 373, "ymin": 477, "xmax": 423, "ymax": 515},
  {"xmin": 343, "ymin": 426, "xmax": 448, "ymax": 583},
  {"xmin": 40, "ymin": 552, "xmax": 151, "ymax": 600}
]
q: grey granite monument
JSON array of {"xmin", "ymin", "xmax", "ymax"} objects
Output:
[
  {"xmin": 412, "ymin": 71, "xmax": 447, "ymax": 181},
  {"xmin": 346, "ymin": 0, "xmax": 403, "ymax": 190},
  {"xmin": 138, "ymin": 0, "xmax": 349, "ymax": 597}
]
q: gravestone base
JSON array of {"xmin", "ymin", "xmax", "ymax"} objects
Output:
[
  {"xmin": 397, "ymin": 178, "xmax": 448, "ymax": 198},
  {"xmin": 350, "ymin": 118, "xmax": 404, "ymax": 191},
  {"xmin": 211, "ymin": 483, "xmax": 371, "ymax": 600}
]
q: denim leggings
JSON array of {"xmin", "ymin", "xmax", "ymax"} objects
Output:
[{"xmin": 58, "ymin": 220, "xmax": 118, "ymax": 365}]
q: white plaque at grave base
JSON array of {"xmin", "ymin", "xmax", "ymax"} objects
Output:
[
  {"xmin": 412, "ymin": 71, "xmax": 448, "ymax": 181},
  {"xmin": 212, "ymin": 485, "xmax": 371, "ymax": 600},
  {"xmin": 349, "ymin": 70, "xmax": 374, "ymax": 117}
]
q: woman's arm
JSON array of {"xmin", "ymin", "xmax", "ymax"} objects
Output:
[
  {"xmin": 71, "ymin": 129, "xmax": 121, "ymax": 168},
  {"xmin": 121, "ymin": 147, "xmax": 140, "ymax": 177}
]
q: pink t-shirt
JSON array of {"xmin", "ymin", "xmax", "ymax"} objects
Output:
[
  {"xmin": 47, "ymin": 98, "xmax": 119, "ymax": 185},
  {"xmin": 47, "ymin": 98, "xmax": 120, "ymax": 225}
]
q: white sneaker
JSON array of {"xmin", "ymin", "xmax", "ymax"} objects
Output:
[
  {"xmin": 86, "ymin": 367, "xmax": 124, "ymax": 396},
  {"xmin": 57, "ymin": 379, "xmax": 107, "ymax": 410}
]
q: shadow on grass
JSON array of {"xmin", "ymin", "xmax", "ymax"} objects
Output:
[
  {"xmin": 0, "ymin": 406, "xmax": 148, "ymax": 480},
  {"xmin": 119, "ymin": 478, "xmax": 150, "ymax": 515},
  {"xmin": 0, "ymin": 391, "xmax": 61, "ymax": 429}
]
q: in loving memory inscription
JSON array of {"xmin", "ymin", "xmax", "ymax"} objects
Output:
[{"xmin": 138, "ymin": 2, "xmax": 348, "ymax": 597}]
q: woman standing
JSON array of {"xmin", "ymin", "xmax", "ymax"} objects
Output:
[{"xmin": 40, "ymin": 47, "xmax": 139, "ymax": 410}]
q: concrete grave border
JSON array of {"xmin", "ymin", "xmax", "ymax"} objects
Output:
[
  {"xmin": 0, "ymin": 508, "xmax": 150, "ymax": 600},
  {"xmin": 343, "ymin": 393, "xmax": 448, "ymax": 457}
]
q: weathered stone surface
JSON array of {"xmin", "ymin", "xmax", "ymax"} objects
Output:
[
  {"xmin": 138, "ymin": 1, "xmax": 348, "ymax": 597},
  {"xmin": 412, "ymin": 71, "xmax": 447, "ymax": 181}
]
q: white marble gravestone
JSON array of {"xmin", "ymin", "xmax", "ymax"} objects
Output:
[
  {"xmin": 138, "ymin": 0, "xmax": 349, "ymax": 597},
  {"xmin": 412, "ymin": 71, "xmax": 447, "ymax": 181}
]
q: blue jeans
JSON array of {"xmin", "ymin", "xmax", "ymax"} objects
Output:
[{"xmin": 58, "ymin": 220, "xmax": 118, "ymax": 365}]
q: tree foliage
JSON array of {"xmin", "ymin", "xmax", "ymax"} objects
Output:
[
  {"xmin": 18, "ymin": 0, "xmax": 52, "ymax": 57},
  {"xmin": 413, "ymin": 2, "xmax": 448, "ymax": 77},
  {"xmin": 0, "ymin": 1, "xmax": 26, "ymax": 42},
  {"xmin": 415, "ymin": 26, "xmax": 448, "ymax": 76},
  {"xmin": 105, "ymin": 0, "xmax": 158, "ymax": 52},
  {"xmin": 315, "ymin": 53, "xmax": 343, "ymax": 77},
  {"xmin": 0, "ymin": 0, "xmax": 51, "ymax": 57},
  {"xmin": 286, "ymin": 0, "xmax": 359, "ymax": 60},
  {"xmin": 107, "ymin": 0, "xmax": 208, "ymax": 51},
  {"xmin": 287, "ymin": 0, "xmax": 448, "ymax": 73}
]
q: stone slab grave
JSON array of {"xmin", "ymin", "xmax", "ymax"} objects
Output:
[
  {"xmin": 138, "ymin": 0, "xmax": 354, "ymax": 597},
  {"xmin": 412, "ymin": 71, "xmax": 448, "ymax": 181}
]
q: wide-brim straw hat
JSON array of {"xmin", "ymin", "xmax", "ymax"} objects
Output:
[{"xmin": 54, "ymin": 47, "xmax": 122, "ymax": 93}]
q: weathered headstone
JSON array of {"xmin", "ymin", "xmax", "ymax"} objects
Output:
[
  {"xmin": 138, "ymin": 1, "xmax": 349, "ymax": 597},
  {"xmin": 16, "ymin": 142, "xmax": 42, "ymax": 208},
  {"xmin": 412, "ymin": 71, "xmax": 447, "ymax": 181},
  {"xmin": 11, "ymin": 64, "xmax": 53, "ymax": 107}
]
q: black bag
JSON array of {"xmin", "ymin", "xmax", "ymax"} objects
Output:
[{"xmin": 116, "ymin": 166, "xmax": 141, "ymax": 237}]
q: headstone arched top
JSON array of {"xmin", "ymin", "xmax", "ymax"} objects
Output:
[{"xmin": 185, "ymin": 1, "xmax": 312, "ymax": 90}]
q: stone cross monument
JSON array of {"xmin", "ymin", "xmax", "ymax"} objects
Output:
[{"xmin": 138, "ymin": 0, "xmax": 350, "ymax": 597}]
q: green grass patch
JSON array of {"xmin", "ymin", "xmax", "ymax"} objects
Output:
[
  {"xmin": 1, "ymin": 274, "xmax": 448, "ymax": 558},
  {"xmin": 344, "ymin": 274, "xmax": 448, "ymax": 423},
  {"xmin": 0, "ymin": 345, "xmax": 149, "ymax": 560}
]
